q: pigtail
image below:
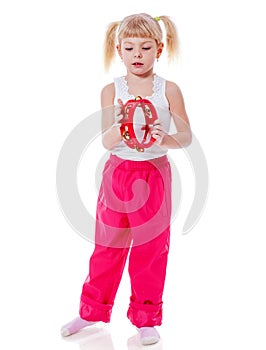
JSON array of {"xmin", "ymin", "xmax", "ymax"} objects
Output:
[
  {"xmin": 103, "ymin": 21, "xmax": 120, "ymax": 72},
  {"xmin": 159, "ymin": 16, "xmax": 179, "ymax": 61}
]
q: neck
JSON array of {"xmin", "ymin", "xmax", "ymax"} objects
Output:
[{"xmin": 126, "ymin": 69, "xmax": 155, "ymax": 81}]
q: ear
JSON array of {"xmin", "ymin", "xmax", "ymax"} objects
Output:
[
  {"xmin": 156, "ymin": 42, "xmax": 164, "ymax": 59},
  {"xmin": 116, "ymin": 44, "xmax": 122, "ymax": 60}
]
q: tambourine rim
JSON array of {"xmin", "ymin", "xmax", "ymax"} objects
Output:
[{"xmin": 120, "ymin": 98, "xmax": 157, "ymax": 152}]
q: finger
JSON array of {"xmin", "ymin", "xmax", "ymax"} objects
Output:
[
  {"xmin": 152, "ymin": 134, "xmax": 163, "ymax": 145},
  {"xmin": 151, "ymin": 126, "xmax": 163, "ymax": 135},
  {"xmin": 117, "ymin": 98, "xmax": 124, "ymax": 107},
  {"xmin": 115, "ymin": 105, "xmax": 123, "ymax": 118},
  {"xmin": 153, "ymin": 119, "xmax": 162, "ymax": 126},
  {"xmin": 152, "ymin": 124, "xmax": 163, "ymax": 131},
  {"xmin": 116, "ymin": 114, "xmax": 124, "ymax": 122},
  {"xmin": 151, "ymin": 130, "xmax": 163, "ymax": 137}
]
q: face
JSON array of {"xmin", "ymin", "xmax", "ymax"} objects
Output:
[{"xmin": 117, "ymin": 37, "xmax": 163, "ymax": 75}]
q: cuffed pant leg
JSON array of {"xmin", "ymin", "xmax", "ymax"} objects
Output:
[
  {"xmin": 80, "ymin": 243, "xmax": 130, "ymax": 322},
  {"xmin": 127, "ymin": 228, "xmax": 170, "ymax": 327}
]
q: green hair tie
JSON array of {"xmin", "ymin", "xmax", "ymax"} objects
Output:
[{"xmin": 154, "ymin": 16, "xmax": 161, "ymax": 22}]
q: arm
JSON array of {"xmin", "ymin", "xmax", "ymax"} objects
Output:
[
  {"xmin": 151, "ymin": 81, "xmax": 192, "ymax": 149},
  {"xmin": 101, "ymin": 83, "xmax": 123, "ymax": 150}
]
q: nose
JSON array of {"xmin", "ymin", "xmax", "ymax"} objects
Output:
[{"xmin": 134, "ymin": 50, "xmax": 142, "ymax": 58}]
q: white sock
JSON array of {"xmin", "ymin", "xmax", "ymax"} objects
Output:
[
  {"xmin": 61, "ymin": 316, "xmax": 96, "ymax": 337},
  {"xmin": 137, "ymin": 327, "xmax": 160, "ymax": 345}
]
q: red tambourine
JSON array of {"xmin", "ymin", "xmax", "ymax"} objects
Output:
[{"xmin": 120, "ymin": 96, "xmax": 158, "ymax": 152}]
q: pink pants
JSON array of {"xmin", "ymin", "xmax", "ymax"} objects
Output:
[{"xmin": 80, "ymin": 154, "xmax": 172, "ymax": 327}]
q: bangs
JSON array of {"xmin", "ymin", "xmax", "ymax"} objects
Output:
[{"xmin": 118, "ymin": 15, "xmax": 162, "ymax": 43}]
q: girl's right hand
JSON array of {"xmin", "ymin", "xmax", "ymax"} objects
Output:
[{"xmin": 113, "ymin": 98, "xmax": 124, "ymax": 127}]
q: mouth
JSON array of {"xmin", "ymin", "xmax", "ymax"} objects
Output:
[{"xmin": 132, "ymin": 62, "xmax": 144, "ymax": 67}]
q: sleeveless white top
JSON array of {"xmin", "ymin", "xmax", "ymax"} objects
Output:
[{"xmin": 111, "ymin": 74, "xmax": 172, "ymax": 160}]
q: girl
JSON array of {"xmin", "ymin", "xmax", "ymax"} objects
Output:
[{"xmin": 61, "ymin": 13, "xmax": 192, "ymax": 346}]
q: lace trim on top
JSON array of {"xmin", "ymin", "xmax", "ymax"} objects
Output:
[{"xmin": 115, "ymin": 74, "xmax": 169, "ymax": 108}]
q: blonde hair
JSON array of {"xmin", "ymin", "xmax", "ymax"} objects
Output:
[{"xmin": 103, "ymin": 13, "xmax": 179, "ymax": 71}]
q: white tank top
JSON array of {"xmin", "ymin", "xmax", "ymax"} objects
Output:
[{"xmin": 111, "ymin": 74, "xmax": 172, "ymax": 160}]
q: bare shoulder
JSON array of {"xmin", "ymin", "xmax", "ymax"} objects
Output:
[
  {"xmin": 101, "ymin": 82, "xmax": 115, "ymax": 97},
  {"xmin": 165, "ymin": 80, "xmax": 183, "ymax": 99},
  {"xmin": 101, "ymin": 82, "xmax": 115, "ymax": 108}
]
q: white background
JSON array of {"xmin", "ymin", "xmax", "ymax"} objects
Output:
[{"xmin": 1, "ymin": 0, "xmax": 266, "ymax": 349}]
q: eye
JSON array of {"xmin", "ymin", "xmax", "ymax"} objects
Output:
[
  {"xmin": 142, "ymin": 47, "xmax": 151, "ymax": 50},
  {"xmin": 125, "ymin": 48, "xmax": 133, "ymax": 51}
]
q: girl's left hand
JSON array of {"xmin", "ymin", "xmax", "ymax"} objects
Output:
[{"xmin": 150, "ymin": 119, "xmax": 167, "ymax": 146}]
